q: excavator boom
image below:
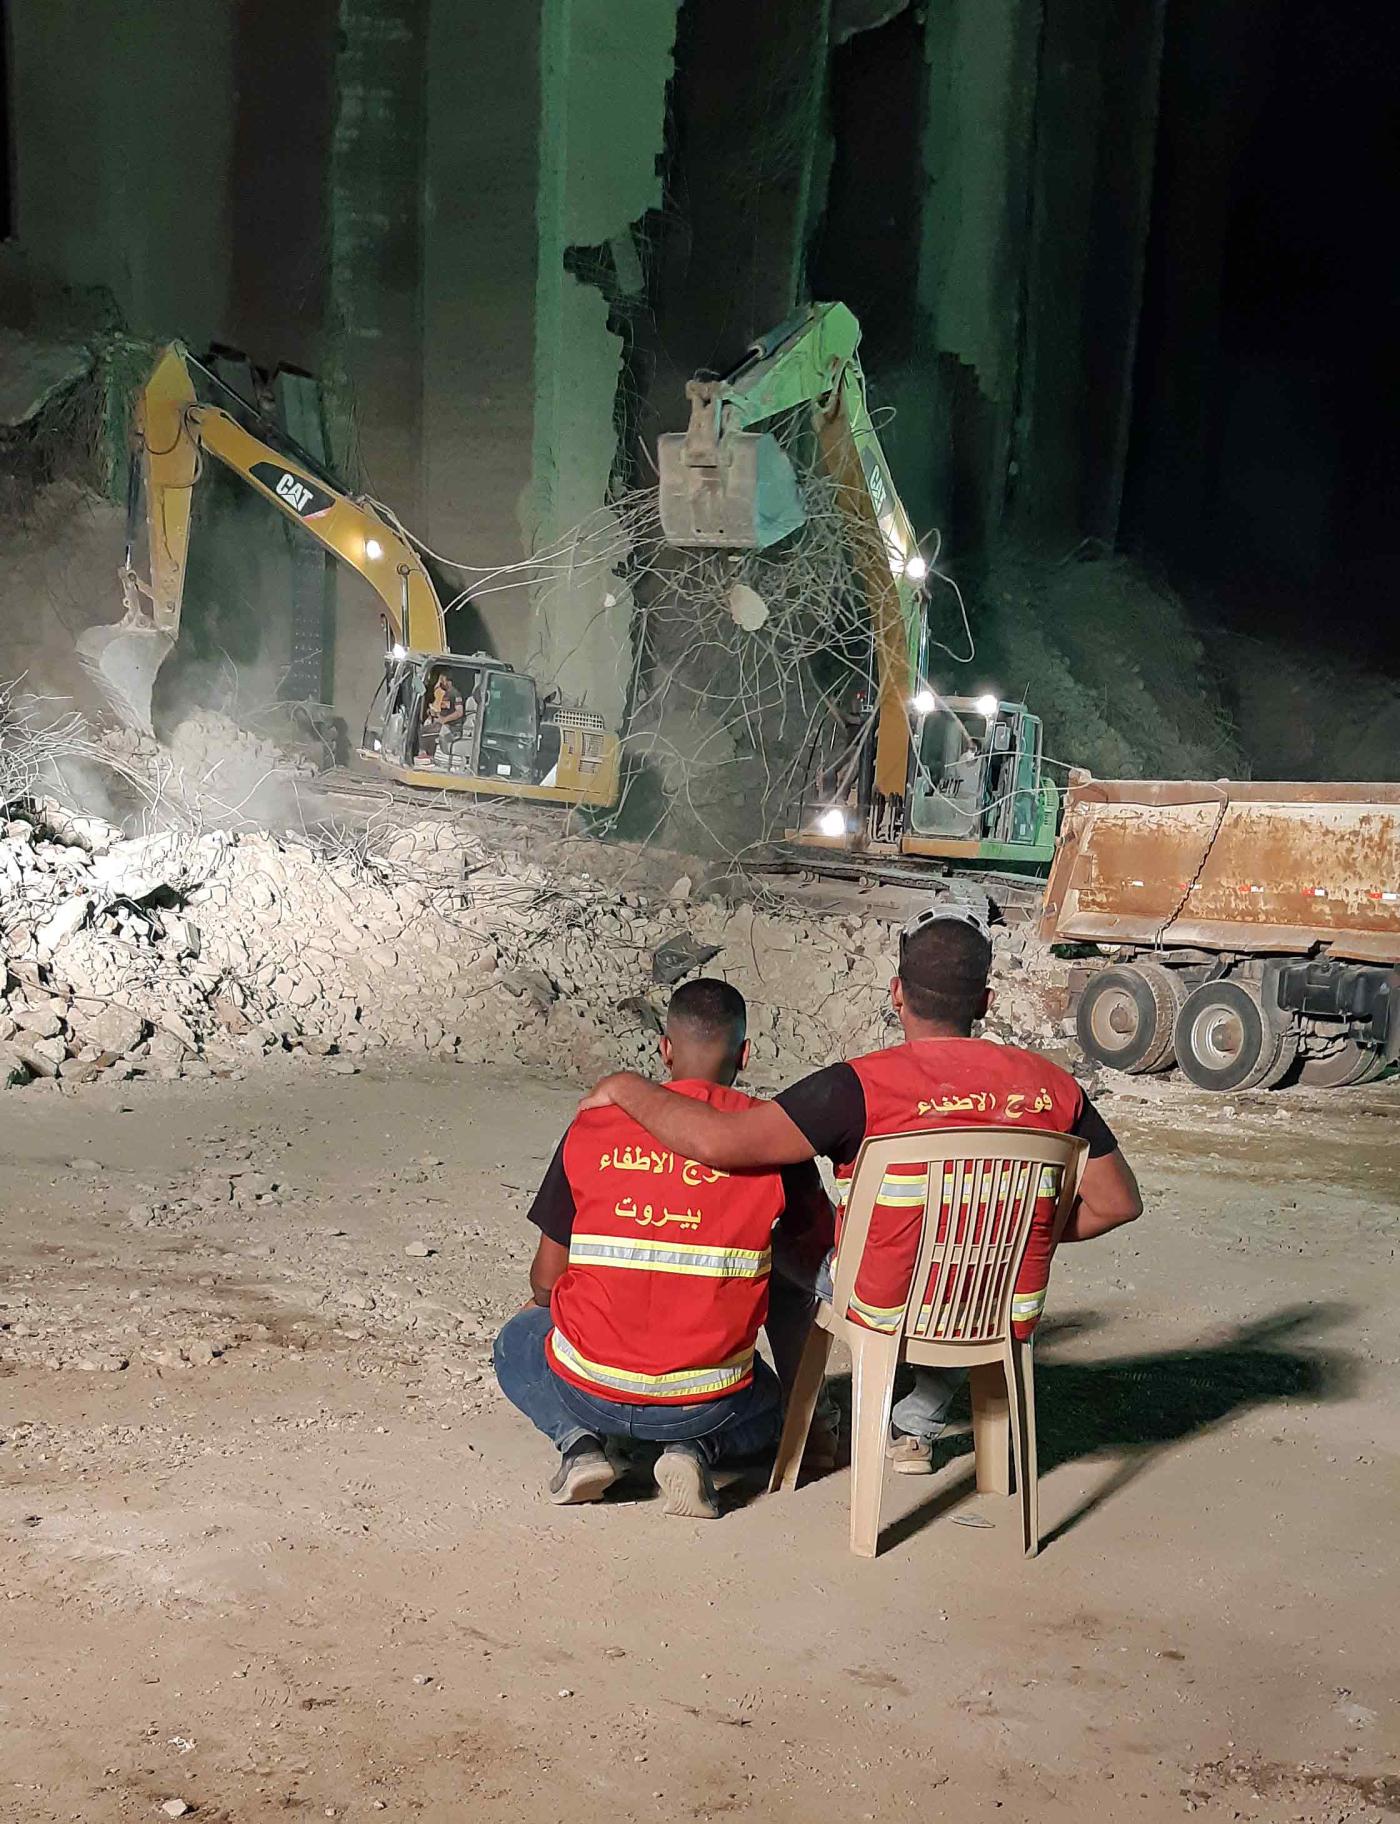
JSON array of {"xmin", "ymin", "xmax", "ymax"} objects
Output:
[
  {"xmin": 81, "ymin": 343, "xmax": 620, "ymax": 811},
  {"xmin": 659, "ymin": 302, "xmax": 1058, "ymax": 873},
  {"xmin": 81, "ymin": 344, "xmax": 445, "ymax": 729},
  {"xmin": 658, "ymin": 301, "xmax": 926, "ymax": 821}
]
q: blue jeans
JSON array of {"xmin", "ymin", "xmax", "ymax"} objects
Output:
[
  {"xmin": 812, "ymin": 1251, "xmax": 964, "ymax": 1441},
  {"xmin": 493, "ymin": 1305, "xmax": 783, "ymax": 1466}
]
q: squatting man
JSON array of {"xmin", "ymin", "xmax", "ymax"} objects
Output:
[{"xmin": 493, "ymin": 908, "xmax": 1142, "ymax": 1517}]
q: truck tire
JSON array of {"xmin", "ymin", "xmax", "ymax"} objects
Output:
[
  {"xmin": 1076, "ymin": 964, "xmax": 1187, "ymax": 1074},
  {"xmin": 1298, "ymin": 1037, "xmax": 1387, "ymax": 1087},
  {"xmin": 1173, "ymin": 980, "xmax": 1299, "ymax": 1092}
]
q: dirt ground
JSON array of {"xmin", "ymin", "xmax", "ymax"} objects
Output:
[{"xmin": 2, "ymin": 1058, "xmax": 1397, "ymax": 1824}]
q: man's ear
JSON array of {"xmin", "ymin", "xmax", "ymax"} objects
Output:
[
  {"xmin": 739, "ymin": 1037, "xmax": 752, "ymax": 1072},
  {"xmin": 659, "ymin": 1035, "xmax": 674, "ymax": 1070},
  {"xmin": 890, "ymin": 976, "xmax": 904, "ymax": 1014},
  {"xmin": 977, "ymin": 986, "xmax": 993, "ymax": 1019}
]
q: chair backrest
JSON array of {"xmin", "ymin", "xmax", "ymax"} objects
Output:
[{"xmin": 829, "ymin": 1125, "xmax": 1087, "ymax": 1346}]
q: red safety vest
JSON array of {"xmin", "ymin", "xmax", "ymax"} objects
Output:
[
  {"xmin": 547, "ymin": 1080, "xmax": 787, "ymax": 1404},
  {"xmin": 837, "ymin": 1039, "xmax": 1086, "ymax": 1341}
]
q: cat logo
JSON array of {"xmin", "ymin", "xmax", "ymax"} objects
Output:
[
  {"xmin": 276, "ymin": 472, "xmax": 313, "ymax": 513},
  {"xmin": 249, "ymin": 459, "xmax": 334, "ymax": 520}
]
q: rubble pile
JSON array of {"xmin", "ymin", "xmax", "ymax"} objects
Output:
[
  {"xmin": 95, "ymin": 709, "xmax": 322, "ymax": 826},
  {"xmin": 0, "ymin": 800, "xmax": 1070, "ymax": 1094}
]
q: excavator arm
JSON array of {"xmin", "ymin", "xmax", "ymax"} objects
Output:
[
  {"xmin": 84, "ymin": 344, "xmax": 446, "ymax": 728},
  {"xmin": 658, "ymin": 301, "xmax": 927, "ymax": 827}
]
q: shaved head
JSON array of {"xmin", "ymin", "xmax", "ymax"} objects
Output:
[
  {"xmin": 663, "ymin": 978, "xmax": 748, "ymax": 1084},
  {"xmin": 898, "ymin": 918, "xmax": 993, "ymax": 1028}
]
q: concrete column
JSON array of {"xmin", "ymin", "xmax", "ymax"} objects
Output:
[
  {"xmin": 1007, "ymin": 0, "xmax": 1167, "ymax": 548},
  {"xmin": 5, "ymin": 0, "xmax": 234, "ymax": 344},
  {"xmin": 324, "ymin": 0, "xmax": 429, "ymax": 723},
  {"xmin": 905, "ymin": 0, "xmax": 1042, "ymax": 553},
  {"xmin": 421, "ymin": 0, "xmax": 546, "ymax": 665},
  {"xmin": 527, "ymin": 0, "xmax": 681, "ymax": 727},
  {"xmin": 327, "ymin": 0, "xmax": 429, "ymax": 519}
]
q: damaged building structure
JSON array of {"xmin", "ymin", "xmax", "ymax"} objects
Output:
[
  {"xmin": 6, "ymin": 0, "xmax": 1387, "ymax": 769},
  {"xmin": 0, "ymin": 1, "xmax": 1395, "ymax": 1093}
]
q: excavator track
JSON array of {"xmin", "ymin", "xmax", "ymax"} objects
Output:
[
  {"xmin": 312, "ymin": 769, "xmax": 1046, "ymax": 918},
  {"xmin": 313, "ymin": 764, "xmax": 571, "ymax": 820},
  {"xmin": 757, "ymin": 852, "xmax": 1046, "ymax": 922}
]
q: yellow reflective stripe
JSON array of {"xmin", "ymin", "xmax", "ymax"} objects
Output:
[
  {"xmin": 1011, "ymin": 1290, "xmax": 1047, "ymax": 1320},
  {"xmin": 550, "ymin": 1328, "xmax": 754, "ymax": 1397},
  {"xmin": 569, "ymin": 1234, "xmax": 771, "ymax": 1280},
  {"xmin": 1037, "ymin": 1165, "xmax": 1063, "ymax": 1197},
  {"xmin": 876, "ymin": 1189, "xmax": 930, "ymax": 1208},
  {"xmin": 847, "ymin": 1292, "xmax": 906, "ymax": 1333}
]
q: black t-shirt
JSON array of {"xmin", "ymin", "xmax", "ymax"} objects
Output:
[
  {"xmin": 774, "ymin": 1061, "xmax": 1118, "ymax": 1170},
  {"xmin": 527, "ymin": 1134, "xmax": 831, "ymax": 1247}
]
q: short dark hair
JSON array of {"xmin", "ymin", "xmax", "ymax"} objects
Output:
[
  {"xmin": 666, "ymin": 977, "xmax": 747, "ymax": 1051},
  {"xmin": 898, "ymin": 918, "xmax": 992, "ymax": 1026}
]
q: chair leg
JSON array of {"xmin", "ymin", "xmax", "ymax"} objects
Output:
[
  {"xmin": 1009, "ymin": 1339, "xmax": 1039, "ymax": 1557},
  {"xmin": 768, "ymin": 1327, "xmax": 834, "ymax": 1494},
  {"xmin": 969, "ymin": 1361, "xmax": 1011, "ymax": 1495},
  {"xmin": 847, "ymin": 1330, "xmax": 900, "ymax": 1558}
]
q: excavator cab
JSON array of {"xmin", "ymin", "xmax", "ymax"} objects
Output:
[
  {"xmin": 362, "ymin": 650, "xmax": 617, "ymax": 805},
  {"xmin": 903, "ymin": 696, "xmax": 1058, "ymax": 864}
]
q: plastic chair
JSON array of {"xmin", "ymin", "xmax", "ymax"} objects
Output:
[{"xmin": 769, "ymin": 1125, "xmax": 1087, "ymax": 1559}]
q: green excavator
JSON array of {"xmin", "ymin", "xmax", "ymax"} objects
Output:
[{"xmin": 657, "ymin": 301, "xmax": 1059, "ymax": 877}]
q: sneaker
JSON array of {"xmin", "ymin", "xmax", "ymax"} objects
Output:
[
  {"xmin": 888, "ymin": 1428, "xmax": 935, "ymax": 1475},
  {"xmin": 652, "ymin": 1442, "xmax": 721, "ymax": 1519},
  {"xmin": 802, "ymin": 1416, "xmax": 840, "ymax": 1474},
  {"xmin": 548, "ymin": 1437, "xmax": 620, "ymax": 1505}
]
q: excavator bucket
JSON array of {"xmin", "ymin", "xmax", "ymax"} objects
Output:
[
  {"xmin": 658, "ymin": 418, "xmax": 806, "ymax": 550},
  {"xmin": 76, "ymin": 615, "xmax": 172, "ymax": 734},
  {"xmin": 74, "ymin": 344, "xmax": 200, "ymax": 732},
  {"xmin": 657, "ymin": 428, "xmax": 805, "ymax": 549}
]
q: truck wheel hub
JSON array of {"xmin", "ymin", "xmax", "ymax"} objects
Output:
[
  {"xmin": 1090, "ymin": 987, "xmax": 1139, "ymax": 1046},
  {"xmin": 1191, "ymin": 1008, "xmax": 1244, "ymax": 1068}
]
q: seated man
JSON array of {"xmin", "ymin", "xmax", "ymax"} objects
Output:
[
  {"xmin": 493, "ymin": 979, "xmax": 833, "ymax": 1518},
  {"xmin": 419, "ymin": 671, "xmax": 465, "ymax": 758},
  {"xmin": 578, "ymin": 906, "xmax": 1143, "ymax": 1473}
]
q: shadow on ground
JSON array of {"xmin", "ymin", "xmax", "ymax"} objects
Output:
[{"xmin": 818, "ymin": 1303, "xmax": 1358, "ymax": 1553}]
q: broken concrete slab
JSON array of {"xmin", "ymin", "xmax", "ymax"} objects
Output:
[{"xmin": 71, "ymin": 1002, "xmax": 145, "ymax": 1055}]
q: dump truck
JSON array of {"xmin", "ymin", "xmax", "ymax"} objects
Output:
[{"xmin": 1042, "ymin": 776, "xmax": 1400, "ymax": 1090}]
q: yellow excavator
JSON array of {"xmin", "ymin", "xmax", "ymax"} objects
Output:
[
  {"xmin": 80, "ymin": 345, "xmax": 620, "ymax": 809},
  {"xmin": 657, "ymin": 302, "xmax": 1059, "ymax": 874}
]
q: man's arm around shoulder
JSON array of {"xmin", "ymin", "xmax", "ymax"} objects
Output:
[{"xmin": 579, "ymin": 1072, "xmax": 815, "ymax": 1169}]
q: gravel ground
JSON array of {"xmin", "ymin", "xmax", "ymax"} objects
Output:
[{"xmin": 2, "ymin": 1055, "xmax": 1397, "ymax": 1824}]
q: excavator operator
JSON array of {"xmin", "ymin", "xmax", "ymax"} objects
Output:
[{"xmin": 419, "ymin": 669, "xmax": 478, "ymax": 763}]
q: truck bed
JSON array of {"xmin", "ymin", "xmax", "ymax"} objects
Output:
[{"xmin": 1040, "ymin": 778, "xmax": 1400, "ymax": 964}]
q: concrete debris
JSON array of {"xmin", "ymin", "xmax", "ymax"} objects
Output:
[
  {"xmin": 74, "ymin": 1001, "xmax": 146, "ymax": 1055},
  {"xmin": 34, "ymin": 894, "xmax": 93, "ymax": 956},
  {"xmin": 651, "ymin": 933, "xmax": 722, "ymax": 986},
  {"xmin": 15, "ymin": 1004, "xmax": 64, "ymax": 1037},
  {"xmin": 0, "ymin": 793, "xmax": 1071, "ymax": 1097},
  {"xmin": 616, "ymin": 994, "xmax": 663, "ymax": 1035}
]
